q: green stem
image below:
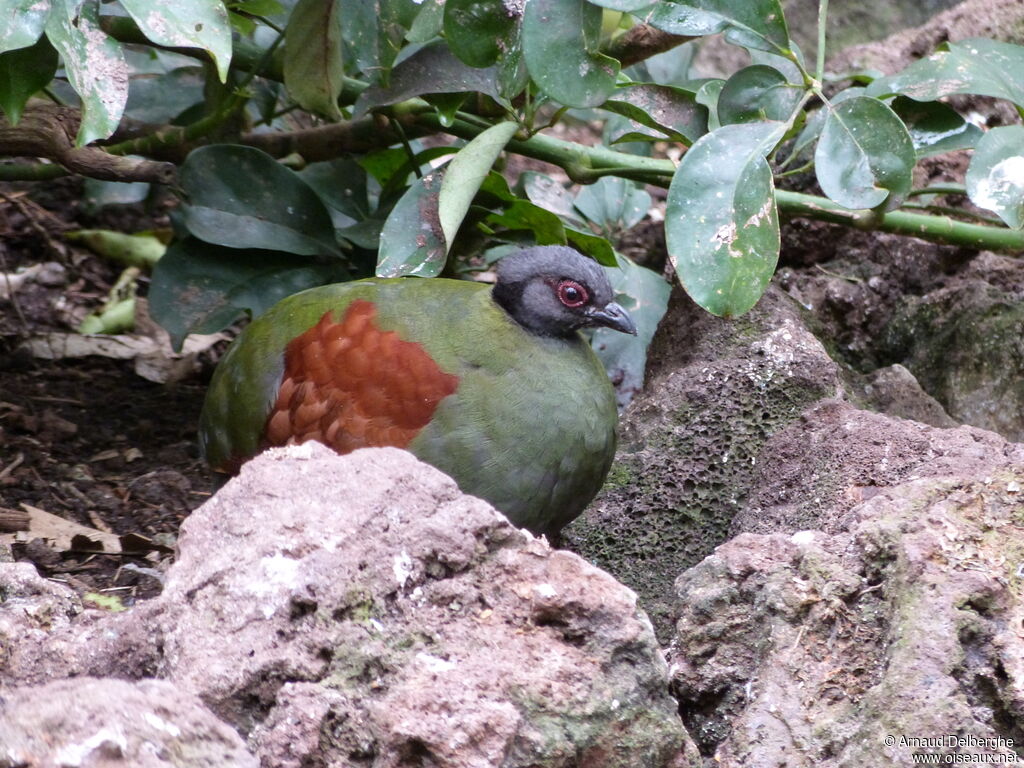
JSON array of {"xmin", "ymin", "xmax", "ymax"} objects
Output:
[
  {"xmin": 901, "ymin": 202, "xmax": 1003, "ymax": 225},
  {"xmin": 0, "ymin": 163, "xmax": 69, "ymax": 181},
  {"xmin": 907, "ymin": 184, "xmax": 967, "ymax": 197},
  {"xmin": 423, "ymin": 114, "xmax": 1024, "ymax": 252},
  {"xmin": 775, "ymin": 189, "xmax": 1024, "ymax": 251},
  {"xmin": 815, "ymin": 0, "xmax": 829, "ymax": 83}
]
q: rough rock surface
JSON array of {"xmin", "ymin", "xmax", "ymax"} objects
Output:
[
  {"xmin": 734, "ymin": 400, "xmax": 1024, "ymax": 536},
  {"xmin": 880, "ymin": 252, "xmax": 1024, "ymax": 442},
  {"xmin": 1, "ymin": 445, "xmax": 691, "ymax": 768},
  {"xmin": 828, "ymin": 0, "xmax": 1024, "ymax": 75},
  {"xmin": 1, "ymin": 677, "xmax": 257, "ymax": 768},
  {"xmin": 669, "ymin": 468, "xmax": 1024, "ymax": 766},
  {"xmin": 780, "ymin": 233, "xmax": 1024, "ymax": 443},
  {"xmin": 564, "ymin": 286, "xmax": 843, "ymax": 638}
]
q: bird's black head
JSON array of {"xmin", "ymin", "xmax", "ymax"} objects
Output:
[{"xmin": 492, "ymin": 246, "xmax": 638, "ymax": 338}]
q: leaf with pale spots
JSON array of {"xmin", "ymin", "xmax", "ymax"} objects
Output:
[
  {"xmin": 815, "ymin": 96, "xmax": 915, "ymax": 211},
  {"xmin": 45, "ymin": 0, "xmax": 128, "ymax": 145},
  {"xmin": 522, "ymin": 0, "xmax": 619, "ymax": 108},
  {"xmin": 377, "ymin": 170, "xmax": 447, "ymax": 278},
  {"xmin": 0, "ymin": 0, "xmax": 49, "ymax": 52},
  {"xmin": 665, "ymin": 121, "xmax": 784, "ymax": 317},
  {"xmin": 120, "ymin": 0, "xmax": 233, "ymax": 83},
  {"xmin": 866, "ymin": 38, "xmax": 1024, "ymax": 108},
  {"xmin": 642, "ymin": 0, "xmax": 790, "ymax": 56},
  {"xmin": 966, "ymin": 125, "xmax": 1024, "ymax": 230}
]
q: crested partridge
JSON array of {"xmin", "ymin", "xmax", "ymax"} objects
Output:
[{"xmin": 198, "ymin": 246, "xmax": 637, "ymax": 537}]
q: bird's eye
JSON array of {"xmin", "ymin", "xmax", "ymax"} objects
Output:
[{"xmin": 557, "ymin": 280, "xmax": 589, "ymax": 308}]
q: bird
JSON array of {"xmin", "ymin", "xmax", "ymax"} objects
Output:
[{"xmin": 198, "ymin": 245, "xmax": 637, "ymax": 538}]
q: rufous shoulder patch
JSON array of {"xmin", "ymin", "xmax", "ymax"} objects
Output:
[{"xmin": 264, "ymin": 300, "xmax": 459, "ymax": 454}]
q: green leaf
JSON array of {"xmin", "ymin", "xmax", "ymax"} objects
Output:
[
  {"xmin": 345, "ymin": 0, "xmax": 420, "ymax": 85},
  {"xmin": 521, "ymin": 171, "xmax": 585, "ymax": 226},
  {"xmin": 339, "ymin": 0, "xmax": 381, "ymax": 79},
  {"xmin": 0, "ymin": 35, "xmax": 58, "ymax": 125},
  {"xmin": 300, "ymin": 158, "xmax": 370, "ymax": 220},
  {"xmin": 814, "ymin": 96, "xmax": 915, "ymax": 211},
  {"xmin": 785, "ymin": 87, "xmax": 863, "ymax": 165},
  {"xmin": 229, "ymin": 11, "xmax": 257, "ymax": 36},
  {"xmin": 496, "ymin": 37, "xmax": 528, "ymax": 101},
  {"xmin": 444, "ymin": 0, "xmax": 519, "ymax": 68},
  {"xmin": 284, "ymin": 0, "xmax": 344, "ymax": 119},
  {"xmin": 587, "ymin": 0, "xmax": 651, "ymax": 9},
  {"xmin": 636, "ymin": 42, "xmax": 697, "ymax": 86},
  {"xmin": 406, "ymin": 0, "xmax": 445, "ymax": 43},
  {"xmin": 124, "ymin": 66, "xmax": 205, "ymax": 124},
  {"xmin": 229, "ymin": 0, "xmax": 286, "ymax": 15},
  {"xmin": 150, "ymin": 237, "xmax": 347, "ymax": 349},
  {"xmin": 425, "ymin": 92, "xmax": 468, "ymax": 127},
  {"xmin": 891, "ymin": 96, "xmax": 981, "ymax": 158},
  {"xmin": 119, "ymin": 0, "xmax": 233, "ymax": 83},
  {"xmin": 866, "ymin": 39, "xmax": 1024, "ymax": 107},
  {"xmin": 438, "ymin": 121, "xmax": 520, "ymax": 253},
  {"xmin": 718, "ymin": 64, "xmax": 801, "ymax": 125},
  {"xmin": 522, "ymin": 0, "xmax": 619, "ymax": 108},
  {"xmin": 487, "ymin": 202, "xmax": 567, "ymax": 245},
  {"xmin": 665, "ymin": 121, "xmax": 784, "ymax": 317},
  {"xmin": 642, "ymin": 0, "xmax": 790, "ymax": 55},
  {"xmin": 83, "ymin": 592, "xmax": 127, "ymax": 612},
  {"xmin": 66, "ymin": 229, "xmax": 166, "ymax": 269},
  {"xmin": 82, "ymin": 180, "xmax": 151, "ymax": 213},
  {"xmin": 695, "ymin": 78, "xmax": 725, "ymax": 131},
  {"xmin": 45, "ymin": 0, "xmax": 128, "ymax": 146},
  {"xmin": 603, "ymin": 83, "xmax": 708, "ymax": 144},
  {"xmin": 180, "ymin": 145, "xmax": 342, "ymax": 257},
  {"xmin": 353, "ymin": 41, "xmax": 502, "ymax": 118},
  {"xmin": 573, "ymin": 176, "xmax": 650, "ymax": 234},
  {"xmin": 591, "ymin": 254, "xmax": 670, "ymax": 408},
  {"xmin": 565, "ymin": 227, "xmax": 616, "ymax": 266},
  {"xmin": 965, "ymin": 125, "xmax": 1024, "ymax": 230},
  {"xmin": 0, "ymin": 0, "xmax": 48, "ymax": 52},
  {"xmin": 377, "ymin": 170, "xmax": 446, "ymax": 278}
]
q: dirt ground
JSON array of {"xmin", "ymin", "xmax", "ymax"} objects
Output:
[{"xmin": 0, "ymin": 179, "xmax": 215, "ymax": 604}]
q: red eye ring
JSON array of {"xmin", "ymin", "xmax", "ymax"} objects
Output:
[{"xmin": 557, "ymin": 279, "xmax": 589, "ymax": 308}]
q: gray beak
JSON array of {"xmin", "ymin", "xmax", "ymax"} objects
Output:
[{"xmin": 585, "ymin": 301, "xmax": 637, "ymax": 336}]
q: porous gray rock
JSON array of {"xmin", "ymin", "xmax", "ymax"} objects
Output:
[
  {"xmin": 0, "ymin": 677, "xmax": 257, "ymax": 767},
  {"xmin": 733, "ymin": 399, "xmax": 1024, "ymax": 535},
  {"xmin": 564, "ymin": 286, "xmax": 842, "ymax": 638},
  {"xmin": 858, "ymin": 363, "xmax": 957, "ymax": 429},
  {"xmin": 668, "ymin": 469, "xmax": 1024, "ymax": 766},
  {"xmin": 879, "ymin": 252, "xmax": 1024, "ymax": 442}
]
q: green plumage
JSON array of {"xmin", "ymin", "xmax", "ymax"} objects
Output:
[{"xmin": 199, "ymin": 276, "xmax": 619, "ymax": 537}]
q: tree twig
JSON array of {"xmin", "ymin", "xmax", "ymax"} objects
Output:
[{"xmin": 0, "ymin": 104, "xmax": 176, "ymax": 184}]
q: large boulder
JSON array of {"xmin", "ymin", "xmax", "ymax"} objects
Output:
[
  {"xmin": 1, "ymin": 444, "xmax": 692, "ymax": 768},
  {"xmin": 669, "ymin": 461, "xmax": 1024, "ymax": 766},
  {"xmin": 0, "ymin": 678, "xmax": 257, "ymax": 768}
]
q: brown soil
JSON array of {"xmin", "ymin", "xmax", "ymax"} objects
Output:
[{"xmin": 1, "ymin": 179, "xmax": 215, "ymax": 605}]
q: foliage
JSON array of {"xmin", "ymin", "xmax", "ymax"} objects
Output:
[{"xmin": 1, "ymin": 0, "xmax": 1023, "ymax": 361}]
